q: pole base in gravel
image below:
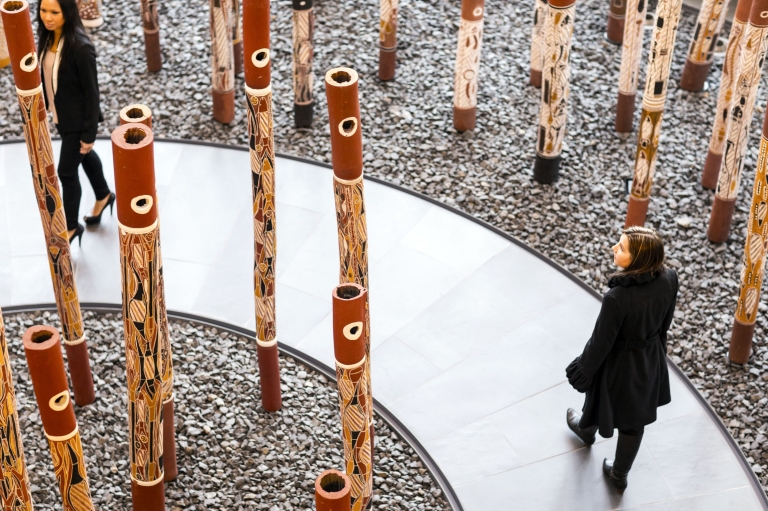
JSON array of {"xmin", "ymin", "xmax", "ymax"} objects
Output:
[
  {"xmin": 294, "ymin": 102, "xmax": 314, "ymax": 128},
  {"xmin": 234, "ymin": 41, "xmax": 244, "ymax": 76},
  {"xmin": 615, "ymin": 92, "xmax": 636, "ymax": 133},
  {"xmin": 701, "ymin": 150, "xmax": 722, "ymax": 190},
  {"xmin": 257, "ymin": 343, "xmax": 282, "ymax": 412},
  {"xmin": 143, "ymin": 31, "xmax": 162, "ymax": 72},
  {"xmin": 163, "ymin": 399, "xmax": 178, "ymax": 481},
  {"xmin": 625, "ymin": 196, "xmax": 649, "ymax": 227},
  {"xmin": 315, "ymin": 470, "xmax": 351, "ymax": 511},
  {"xmin": 64, "ymin": 341, "xmax": 95, "ymax": 406},
  {"xmin": 606, "ymin": 16, "xmax": 624, "ymax": 45},
  {"xmin": 213, "ymin": 89, "xmax": 235, "ymax": 124},
  {"xmin": 131, "ymin": 480, "xmax": 165, "ymax": 511},
  {"xmin": 679, "ymin": 58, "xmax": 711, "ymax": 92},
  {"xmin": 529, "ymin": 69, "xmax": 541, "ymax": 87},
  {"xmin": 378, "ymin": 49, "xmax": 396, "ymax": 81},
  {"xmin": 533, "ymin": 154, "xmax": 560, "ymax": 184},
  {"xmin": 729, "ymin": 319, "xmax": 755, "ymax": 365},
  {"xmin": 453, "ymin": 106, "xmax": 476, "ymax": 132},
  {"xmin": 707, "ymin": 196, "xmax": 736, "ymax": 243}
]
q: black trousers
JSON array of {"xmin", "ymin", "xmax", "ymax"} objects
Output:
[{"xmin": 57, "ymin": 130, "xmax": 110, "ymax": 230}]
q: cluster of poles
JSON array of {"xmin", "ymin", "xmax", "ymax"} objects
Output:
[{"xmin": 1, "ymin": 0, "xmax": 380, "ymax": 509}]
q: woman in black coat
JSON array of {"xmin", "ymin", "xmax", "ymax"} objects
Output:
[
  {"xmin": 38, "ymin": 0, "xmax": 114, "ymax": 245},
  {"xmin": 565, "ymin": 226, "xmax": 678, "ymax": 492}
]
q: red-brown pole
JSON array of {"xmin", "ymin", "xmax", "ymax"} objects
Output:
[
  {"xmin": 1, "ymin": 0, "xmax": 95, "ymax": 408},
  {"xmin": 23, "ymin": 325, "xmax": 94, "ymax": 511},
  {"xmin": 77, "ymin": 0, "xmax": 103, "ymax": 27},
  {"xmin": 453, "ymin": 0, "xmax": 485, "ymax": 132},
  {"xmin": 232, "ymin": 0, "xmax": 243, "ymax": 75},
  {"xmin": 292, "ymin": 0, "xmax": 315, "ymax": 127},
  {"xmin": 680, "ymin": 0, "xmax": 731, "ymax": 91},
  {"xmin": 210, "ymin": 0, "xmax": 235, "ymax": 124},
  {"xmin": 0, "ymin": 7, "xmax": 10, "ymax": 68},
  {"xmin": 606, "ymin": 0, "xmax": 627, "ymax": 44},
  {"xmin": 529, "ymin": 0, "xmax": 547, "ymax": 87},
  {"xmin": 119, "ymin": 103, "xmax": 153, "ymax": 127},
  {"xmin": 315, "ymin": 470, "xmax": 352, "ymax": 511},
  {"xmin": 139, "ymin": 0, "xmax": 162, "ymax": 71},
  {"xmin": 615, "ymin": 0, "xmax": 648, "ymax": 132},
  {"xmin": 378, "ymin": 0, "xmax": 398, "ymax": 80},
  {"xmin": 112, "ymin": 123, "xmax": 165, "ymax": 510},
  {"xmin": 243, "ymin": 0, "xmax": 282, "ymax": 412}
]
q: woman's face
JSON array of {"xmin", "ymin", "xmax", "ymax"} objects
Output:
[
  {"xmin": 612, "ymin": 234, "xmax": 632, "ymax": 268},
  {"xmin": 40, "ymin": 0, "xmax": 65, "ymax": 34}
]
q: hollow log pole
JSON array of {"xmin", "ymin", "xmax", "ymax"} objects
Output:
[
  {"xmin": 243, "ymin": 0, "xmax": 282, "ymax": 412},
  {"xmin": 1, "ymin": 0, "xmax": 96, "ymax": 408},
  {"xmin": 210, "ymin": 0, "xmax": 235, "ymax": 124},
  {"xmin": 22, "ymin": 325, "xmax": 94, "ymax": 511},
  {"xmin": 615, "ymin": 0, "xmax": 648, "ymax": 132},
  {"xmin": 607, "ymin": 0, "xmax": 627, "ymax": 44},
  {"xmin": 533, "ymin": 0, "xmax": 576, "ymax": 184},
  {"xmin": 0, "ymin": 15, "xmax": 9, "ymax": 68},
  {"xmin": 119, "ymin": 103, "xmax": 153, "ymax": 127},
  {"xmin": 624, "ymin": 0, "xmax": 684, "ymax": 227},
  {"xmin": 315, "ymin": 470, "xmax": 352, "ymax": 511},
  {"xmin": 529, "ymin": 0, "xmax": 547, "ymax": 87},
  {"xmin": 77, "ymin": 0, "xmax": 103, "ymax": 28},
  {"xmin": 378, "ymin": 0, "xmax": 398, "ymax": 80},
  {"xmin": 708, "ymin": 0, "xmax": 768, "ymax": 243},
  {"xmin": 702, "ymin": 0, "xmax": 752, "ymax": 189},
  {"xmin": 232, "ymin": 0, "xmax": 243, "ymax": 75},
  {"xmin": 0, "ymin": 308, "xmax": 34, "ymax": 511},
  {"xmin": 292, "ymin": 0, "xmax": 315, "ymax": 127},
  {"xmin": 112, "ymin": 123, "xmax": 165, "ymax": 510},
  {"xmin": 453, "ymin": 0, "xmax": 485, "ymax": 132},
  {"xmin": 139, "ymin": 0, "xmax": 162, "ymax": 71},
  {"xmin": 680, "ymin": 0, "xmax": 731, "ymax": 91},
  {"xmin": 332, "ymin": 284, "xmax": 372, "ymax": 511}
]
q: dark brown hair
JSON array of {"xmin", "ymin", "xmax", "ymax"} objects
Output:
[{"xmin": 612, "ymin": 226, "xmax": 665, "ymax": 277}]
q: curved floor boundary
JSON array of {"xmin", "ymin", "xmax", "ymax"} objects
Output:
[{"xmin": 1, "ymin": 302, "xmax": 465, "ymax": 511}]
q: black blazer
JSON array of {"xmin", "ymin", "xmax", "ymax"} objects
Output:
[{"xmin": 41, "ymin": 34, "xmax": 103, "ymax": 144}]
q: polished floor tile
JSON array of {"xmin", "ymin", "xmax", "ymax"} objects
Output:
[{"xmin": 370, "ymin": 337, "xmax": 442, "ymax": 405}]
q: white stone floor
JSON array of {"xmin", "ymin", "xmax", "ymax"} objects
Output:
[{"xmin": 0, "ymin": 140, "xmax": 764, "ymax": 510}]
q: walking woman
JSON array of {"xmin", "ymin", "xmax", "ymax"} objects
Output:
[
  {"xmin": 38, "ymin": 0, "xmax": 114, "ymax": 245},
  {"xmin": 565, "ymin": 227, "xmax": 678, "ymax": 492}
]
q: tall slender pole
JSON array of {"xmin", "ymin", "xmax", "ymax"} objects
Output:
[
  {"xmin": 680, "ymin": 0, "xmax": 731, "ymax": 91},
  {"xmin": 243, "ymin": 0, "xmax": 282, "ymax": 412},
  {"xmin": 708, "ymin": 0, "xmax": 768, "ymax": 243},
  {"xmin": 210, "ymin": 0, "xmax": 235, "ymax": 124},
  {"xmin": 378, "ymin": 0, "xmax": 399, "ymax": 81},
  {"xmin": 533, "ymin": 0, "xmax": 576, "ymax": 183},
  {"xmin": 77, "ymin": 0, "xmax": 104, "ymax": 27},
  {"xmin": 315, "ymin": 470, "xmax": 352, "ymax": 511},
  {"xmin": 1, "ymin": 0, "xmax": 95, "ymax": 408},
  {"xmin": 0, "ymin": 10, "xmax": 10, "ymax": 68},
  {"xmin": 0, "ymin": 308, "xmax": 33, "ymax": 511},
  {"xmin": 701, "ymin": 0, "xmax": 752, "ymax": 189},
  {"xmin": 23, "ymin": 325, "xmax": 94, "ymax": 511},
  {"xmin": 232, "ymin": 0, "xmax": 243, "ymax": 75},
  {"xmin": 292, "ymin": 0, "xmax": 315, "ymax": 127},
  {"xmin": 112, "ymin": 123, "xmax": 165, "ymax": 511},
  {"xmin": 615, "ymin": 0, "xmax": 648, "ymax": 132},
  {"xmin": 453, "ymin": 0, "xmax": 485, "ymax": 132},
  {"xmin": 625, "ymin": 0, "xmax": 684, "ymax": 227},
  {"xmin": 606, "ymin": 0, "xmax": 627, "ymax": 44},
  {"xmin": 139, "ymin": 0, "xmax": 162, "ymax": 71},
  {"xmin": 529, "ymin": 0, "xmax": 547, "ymax": 87}
]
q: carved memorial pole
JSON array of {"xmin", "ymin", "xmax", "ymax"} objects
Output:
[
  {"xmin": 332, "ymin": 284, "xmax": 372, "ymax": 511},
  {"xmin": 533, "ymin": 0, "xmax": 576, "ymax": 183},
  {"xmin": 378, "ymin": 0, "xmax": 398, "ymax": 80},
  {"xmin": 1, "ymin": 0, "xmax": 96, "ymax": 408},
  {"xmin": 529, "ymin": 0, "xmax": 547, "ymax": 87},
  {"xmin": 624, "ymin": 0, "xmax": 683, "ymax": 227},
  {"xmin": 210, "ymin": 0, "xmax": 235, "ymax": 124},
  {"xmin": 701, "ymin": 0, "xmax": 752, "ymax": 189},
  {"xmin": 120, "ymin": 103, "xmax": 153, "ymax": 127},
  {"xmin": 139, "ymin": 0, "xmax": 162, "ymax": 71},
  {"xmin": 615, "ymin": 0, "xmax": 648, "ymax": 132},
  {"xmin": 607, "ymin": 0, "xmax": 627, "ymax": 44},
  {"xmin": 112, "ymin": 123, "xmax": 165, "ymax": 510},
  {"xmin": 78, "ymin": 0, "xmax": 103, "ymax": 27},
  {"xmin": 23, "ymin": 325, "xmax": 94, "ymax": 511},
  {"xmin": 232, "ymin": 0, "xmax": 243, "ymax": 75},
  {"xmin": 243, "ymin": 0, "xmax": 282, "ymax": 412},
  {"xmin": 680, "ymin": 0, "xmax": 731, "ymax": 91},
  {"xmin": 708, "ymin": 0, "xmax": 768, "ymax": 243},
  {"xmin": 292, "ymin": 0, "xmax": 315, "ymax": 127},
  {"xmin": 0, "ymin": 308, "xmax": 34, "ymax": 511},
  {"xmin": 453, "ymin": 0, "xmax": 485, "ymax": 132},
  {"xmin": 315, "ymin": 470, "xmax": 352, "ymax": 511},
  {"xmin": 0, "ymin": 14, "xmax": 9, "ymax": 68}
]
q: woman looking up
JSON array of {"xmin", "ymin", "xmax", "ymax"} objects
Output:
[
  {"xmin": 565, "ymin": 227, "xmax": 678, "ymax": 492},
  {"xmin": 38, "ymin": 0, "xmax": 113, "ymax": 245}
]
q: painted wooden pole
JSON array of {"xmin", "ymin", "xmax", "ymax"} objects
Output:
[
  {"xmin": 0, "ymin": 308, "xmax": 33, "ymax": 511},
  {"xmin": 0, "ymin": 11, "xmax": 10, "ymax": 68},
  {"xmin": 315, "ymin": 470, "xmax": 352, "ymax": 511},
  {"xmin": 624, "ymin": 0, "xmax": 683, "ymax": 227},
  {"xmin": 292, "ymin": 0, "xmax": 315, "ymax": 127},
  {"xmin": 680, "ymin": 0, "xmax": 731, "ymax": 91},
  {"xmin": 119, "ymin": 103, "xmax": 153, "ymax": 127},
  {"xmin": 615, "ymin": 0, "xmax": 648, "ymax": 132},
  {"xmin": 77, "ymin": 0, "xmax": 103, "ymax": 27},
  {"xmin": 232, "ymin": 0, "xmax": 243, "ymax": 75},
  {"xmin": 210, "ymin": 0, "xmax": 235, "ymax": 124},
  {"xmin": 332, "ymin": 284, "xmax": 372, "ymax": 511},
  {"xmin": 1, "ymin": 0, "xmax": 96, "ymax": 408},
  {"xmin": 529, "ymin": 0, "xmax": 547, "ymax": 87},
  {"xmin": 378, "ymin": 0, "xmax": 399, "ymax": 80},
  {"xmin": 453, "ymin": 0, "xmax": 485, "ymax": 132},
  {"xmin": 533, "ymin": 0, "xmax": 576, "ymax": 183},
  {"xmin": 607, "ymin": 0, "xmax": 627, "ymax": 44},
  {"xmin": 23, "ymin": 325, "xmax": 94, "ymax": 511},
  {"xmin": 708, "ymin": 0, "xmax": 768, "ymax": 243},
  {"xmin": 112, "ymin": 123, "xmax": 165, "ymax": 511},
  {"xmin": 139, "ymin": 0, "xmax": 162, "ymax": 71},
  {"xmin": 701, "ymin": 0, "xmax": 752, "ymax": 189},
  {"xmin": 243, "ymin": 0, "xmax": 282, "ymax": 412}
]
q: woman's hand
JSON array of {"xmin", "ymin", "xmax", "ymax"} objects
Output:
[{"xmin": 79, "ymin": 141, "xmax": 94, "ymax": 154}]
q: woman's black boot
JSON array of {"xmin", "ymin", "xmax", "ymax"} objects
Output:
[
  {"xmin": 566, "ymin": 408, "xmax": 598, "ymax": 445},
  {"xmin": 603, "ymin": 430, "xmax": 644, "ymax": 492}
]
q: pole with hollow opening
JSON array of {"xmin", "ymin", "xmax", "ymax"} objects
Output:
[{"xmin": 315, "ymin": 470, "xmax": 352, "ymax": 511}]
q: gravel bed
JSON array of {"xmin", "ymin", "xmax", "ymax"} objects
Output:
[
  {"xmin": 3, "ymin": 0, "xmax": 768, "ymax": 494},
  {"xmin": 2, "ymin": 310, "xmax": 450, "ymax": 510}
]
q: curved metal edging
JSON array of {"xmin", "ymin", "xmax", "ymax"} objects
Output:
[{"xmin": 1, "ymin": 302, "xmax": 465, "ymax": 511}]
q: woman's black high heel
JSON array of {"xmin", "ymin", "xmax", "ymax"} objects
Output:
[
  {"xmin": 69, "ymin": 223, "xmax": 84, "ymax": 246},
  {"xmin": 84, "ymin": 191, "xmax": 115, "ymax": 225}
]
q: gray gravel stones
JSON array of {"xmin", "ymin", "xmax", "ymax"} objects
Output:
[{"xmin": 2, "ymin": 310, "xmax": 450, "ymax": 510}]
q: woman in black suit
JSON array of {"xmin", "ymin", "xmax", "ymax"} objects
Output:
[
  {"xmin": 38, "ymin": 0, "xmax": 114, "ymax": 245},
  {"xmin": 565, "ymin": 226, "xmax": 679, "ymax": 492}
]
